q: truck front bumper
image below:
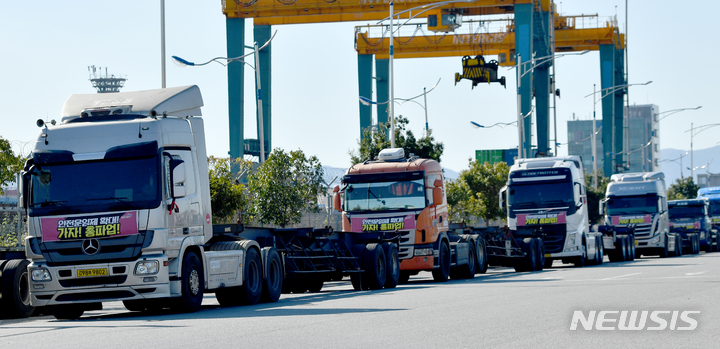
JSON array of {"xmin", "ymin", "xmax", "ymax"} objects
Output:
[{"xmin": 29, "ymin": 255, "xmax": 170, "ymax": 307}]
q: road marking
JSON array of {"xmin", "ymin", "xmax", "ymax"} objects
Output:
[
  {"xmin": 600, "ymin": 272, "xmax": 641, "ymax": 281},
  {"xmin": 685, "ymin": 271, "xmax": 707, "ymax": 276}
]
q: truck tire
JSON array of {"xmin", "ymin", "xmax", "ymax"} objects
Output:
[
  {"xmin": 629, "ymin": 236, "xmax": 636, "ymax": 261},
  {"xmin": 658, "ymin": 235, "xmax": 669, "ymax": 258},
  {"xmin": 50, "ymin": 304, "xmax": 85, "ymax": 320},
  {"xmin": 476, "ymin": 237, "xmax": 488, "ymax": 274},
  {"xmin": 261, "ymin": 247, "xmax": 283, "ymax": 302},
  {"xmin": 672, "ymin": 235, "xmax": 683, "ymax": 257},
  {"xmin": 596, "ymin": 237, "xmax": 604, "ymax": 265},
  {"xmin": 534, "ymin": 238, "xmax": 545, "ymax": 271},
  {"xmin": 574, "ymin": 241, "xmax": 586, "ymax": 268},
  {"xmin": 239, "ymin": 247, "xmax": 263, "ymax": 304},
  {"xmin": 382, "ymin": 242, "xmax": 400, "ymax": 289},
  {"xmin": 693, "ymin": 235, "xmax": 700, "ymax": 255},
  {"xmin": 432, "ymin": 242, "xmax": 451, "ymax": 281},
  {"xmin": 714, "ymin": 233, "xmax": 720, "ymax": 252},
  {"xmin": 451, "ymin": 242, "xmax": 476, "ymax": 280},
  {"xmin": 0, "ymin": 259, "xmax": 34, "ymax": 319},
  {"xmin": 514, "ymin": 238, "xmax": 538, "ymax": 272},
  {"xmin": 363, "ymin": 243, "xmax": 386, "ymax": 290},
  {"xmin": 174, "ymin": 251, "xmax": 204, "ymax": 312}
]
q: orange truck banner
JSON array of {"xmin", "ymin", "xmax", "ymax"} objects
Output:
[
  {"xmin": 611, "ymin": 214, "xmax": 652, "ymax": 225},
  {"xmin": 351, "ymin": 215, "xmax": 416, "ymax": 232},
  {"xmin": 41, "ymin": 211, "xmax": 139, "ymax": 242}
]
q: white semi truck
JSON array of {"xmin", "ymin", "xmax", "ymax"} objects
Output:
[
  {"xmin": 599, "ymin": 172, "xmax": 675, "ymax": 259},
  {"xmin": 20, "ymin": 85, "xmax": 397, "ymax": 319},
  {"xmin": 499, "ymin": 156, "xmax": 601, "ymax": 269}
]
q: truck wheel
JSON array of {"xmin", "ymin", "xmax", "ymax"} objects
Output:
[
  {"xmin": 363, "ymin": 243, "xmax": 386, "ymax": 290},
  {"xmin": 658, "ymin": 235, "xmax": 669, "ymax": 258},
  {"xmin": 50, "ymin": 304, "xmax": 84, "ymax": 320},
  {"xmin": 534, "ymin": 238, "xmax": 545, "ymax": 271},
  {"xmin": 714, "ymin": 234, "xmax": 720, "ymax": 252},
  {"xmin": 596, "ymin": 237, "xmax": 604, "ymax": 265},
  {"xmin": 574, "ymin": 242, "xmax": 586, "ymax": 268},
  {"xmin": 476, "ymin": 237, "xmax": 488, "ymax": 274},
  {"xmin": 0, "ymin": 259, "xmax": 34, "ymax": 319},
  {"xmin": 239, "ymin": 247, "xmax": 263, "ymax": 304},
  {"xmin": 261, "ymin": 247, "xmax": 283, "ymax": 302},
  {"xmin": 382, "ymin": 242, "xmax": 400, "ymax": 289},
  {"xmin": 629, "ymin": 236, "xmax": 636, "ymax": 261},
  {"xmin": 693, "ymin": 235, "xmax": 700, "ymax": 255},
  {"xmin": 174, "ymin": 251, "xmax": 204, "ymax": 312},
  {"xmin": 432, "ymin": 242, "xmax": 451, "ymax": 281},
  {"xmin": 514, "ymin": 239, "xmax": 537, "ymax": 272},
  {"xmin": 457, "ymin": 242, "xmax": 477, "ymax": 279}
]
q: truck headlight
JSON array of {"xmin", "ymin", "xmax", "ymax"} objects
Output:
[
  {"xmin": 134, "ymin": 260, "xmax": 159, "ymax": 275},
  {"xmin": 566, "ymin": 233, "xmax": 577, "ymax": 246},
  {"xmin": 414, "ymin": 248, "xmax": 433, "ymax": 256},
  {"xmin": 31, "ymin": 268, "xmax": 52, "ymax": 282}
]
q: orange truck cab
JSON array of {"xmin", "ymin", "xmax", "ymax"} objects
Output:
[{"xmin": 334, "ymin": 148, "xmax": 482, "ymax": 282}]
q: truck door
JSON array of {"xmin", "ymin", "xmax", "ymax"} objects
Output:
[{"xmin": 163, "ymin": 149, "xmax": 202, "ymax": 238}]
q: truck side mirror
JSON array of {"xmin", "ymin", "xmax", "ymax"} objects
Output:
[
  {"xmin": 169, "ymin": 158, "xmax": 186, "ymax": 198},
  {"xmin": 332, "ymin": 185, "xmax": 342, "ymax": 212},
  {"xmin": 574, "ymin": 182, "xmax": 584, "ymax": 208},
  {"xmin": 19, "ymin": 172, "xmax": 28, "ymax": 209},
  {"xmin": 499, "ymin": 186, "xmax": 507, "ymax": 212},
  {"xmin": 599, "ymin": 198, "xmax": 607, "ymax": 215}
]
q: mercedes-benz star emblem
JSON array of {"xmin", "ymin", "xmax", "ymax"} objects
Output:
[{"xmin": 82, "ymin": 239, "xmax": 101, "ymax": 255}]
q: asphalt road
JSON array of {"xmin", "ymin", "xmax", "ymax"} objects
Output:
[{"xmin": 2, "ymin": 253, "xmax": 719, "ymax": 349}]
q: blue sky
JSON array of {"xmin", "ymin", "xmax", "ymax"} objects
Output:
[{"xmin": 1, "ymin": 1, "xmax": 717, "ymax": 176}]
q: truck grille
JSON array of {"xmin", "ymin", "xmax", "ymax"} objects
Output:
[
  {"xmin": 632, "ymin": 223, "xmax": 653, "ymax": 239},
  {"xmin": 30, "ymin": 231, "xmax": 154, "ymax": 267},
  {"xmin": 398, "ymin": 230, "xmax": 415, "ymax": 259}
]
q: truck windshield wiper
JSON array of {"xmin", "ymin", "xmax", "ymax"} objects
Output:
[
  {"xmin": 87, "ymin": 196, "xmax": 130, "ymax": 204},
  {"xmin": 30, "ymin": 200, "xmax": 68, "ymax": 207}
]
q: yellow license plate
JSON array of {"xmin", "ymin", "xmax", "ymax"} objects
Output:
[{"xmin": 77, "ymin": 268, "xmax": 108, "ymax": 277}]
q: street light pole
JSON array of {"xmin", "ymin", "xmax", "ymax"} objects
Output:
[
  {"xmin": 423, "ymin": 86, "xmax": 429, "ymax": 137},
  {"xmin": 592, "ymin": 83, "xmax": 597, "ymax": 189},
  {"xmin": 389, "ymin": 1, "xmax": 396, "ymax": 148},
  {"xmin": 171, "ymin": 32, "xmax": 276, "ymax": 163}
]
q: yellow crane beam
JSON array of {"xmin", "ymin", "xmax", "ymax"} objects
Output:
[
  {"xmin": 223, "ymin": 0, "xmax": 548, "ymax": 24},
  {"xmin": 356, "ymin": 26, "xmax": 623, "ymax": 64}
]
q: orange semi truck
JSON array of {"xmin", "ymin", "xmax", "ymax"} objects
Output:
[{"xmin": 334, "ymin": 148, "xmax": 487, "ymax": 285}]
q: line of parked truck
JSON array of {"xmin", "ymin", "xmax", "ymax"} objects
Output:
[{"xmin": 1, "ymin": 85, "xmax": 716, "ymax": 320}]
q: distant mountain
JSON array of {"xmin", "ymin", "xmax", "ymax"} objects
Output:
[{"xmin": 661, "ymin": 146, "xmax": 719, "ymax": 186}]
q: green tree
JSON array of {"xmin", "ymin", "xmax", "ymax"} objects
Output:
[
  {"xmin": 247, "ymin": 148, "xmax": 324, "ymax": 228},
  {"xmin": 447, "ymin": 160, "xmax": 509, "ymax": 226},
  {"xmin": 584, "ymin": 170, "xmax": 610, "ymax": 225},
  {"xmin": 349, "ymin": 116, "xmax": 444, "ymax": 164},
  {"xmin": 208, "ymin": 157, "xmax": 252, "ymax": 224},
  {"xmin": 0, "ymin": 137, "xmax": 24, "ymax": 195},
  {"xmin": 668, "ymin": 177, "xmax": 698, "ymax": 200}
]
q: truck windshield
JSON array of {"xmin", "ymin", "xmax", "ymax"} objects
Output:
[
  {"xmin": 30, "ymin": 156, "xmax": 161, "ymax": 216},
  {"xmin": 344, "ymin": 179, "xmax": 426, "ymax": 213},
  {"xmin": 669, "ymin": 205, "xmax": 704, "ymax": 219},
  {"xmin": 709, "ymin": 201, "xmax": 720, "ymax": 216},
  {"xmin": 607, "ymin": 194, "xmax": 659, "ymax": 215},
  {"xmin": 508, "ymin": 180, "xmax": 574, "ymax": 212}
]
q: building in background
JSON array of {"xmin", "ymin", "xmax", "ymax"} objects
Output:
[
  {"xmin": 626, "ymin": 104, "xmax": 660, "ymax": 173},
  {"xmin": 696, "ymin": 173, "xmax": 720, "ymax": 188},
  {"xmin": 567, "ymin": 119, "xmax": 603, "ymax": 174}
]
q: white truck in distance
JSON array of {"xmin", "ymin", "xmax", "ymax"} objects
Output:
[
  {"xmin": 501, "ymin": 156, "xmax": 601, "ymax": 268},
  {"xmin": 599, "ymin": 172, "xmax": 675, "ymax": 259},
  {"xmin": 21, "ymin": 86, "xmax": 283, "ymax": 319}
]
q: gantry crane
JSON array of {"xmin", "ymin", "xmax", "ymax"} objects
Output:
[{"xmin": 220, "ymin": 0, "xmax": 626, "ymax": 174}]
